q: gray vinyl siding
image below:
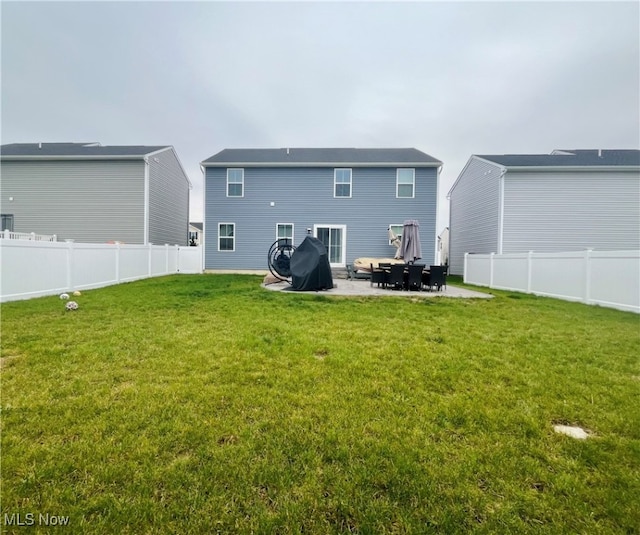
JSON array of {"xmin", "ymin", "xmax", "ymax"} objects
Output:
[
  {"xmin": 448, "ymin": 157, "xmax": 502, "ymax": 275},
  {"xmin": 502, "ymin": 170, "xmax": 640, "ymax": 253},
  {"xmin": 204, "ymin": 166, "xmax": 438, "ymax": 270},
  {"xmin": 0, "ymin": 160, "xmax": 145, "ymax": 243},
  {"xmin": 148, "ymin": 148, "xmax": 190, "ymax": 246}
]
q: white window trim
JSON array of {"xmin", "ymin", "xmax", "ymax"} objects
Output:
[
  {"xmin": 396, "ymin": 168, "xmax": 415, "ymax": 198},
  {"xmin": 218, "ymin": 222, "xmax": 235, "ymax": 252},
  {"xmin": 389, "ymin": 223, "xmax": 403, "ymax": 246},
  {"xmin": 334, "ymin": 168, "xmax": 352, "ymax": 198},
  {"xmin": 275, "ymin": 223, "xmax": 294, "ymax": 241},
  {"xmin": 226, "ymin": 168, "xmax": 244, "ymax": 198}
]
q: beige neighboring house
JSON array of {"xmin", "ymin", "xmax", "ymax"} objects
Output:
[
  {"xmin": 1, "ymin": 142, "xmax": 191, "ymax": 245},
  {"xmin": 438, "ymin": 227, "xmax": 449, "ymax": 266},
  {"xmin": 189, "ymin": 222, "xmax": 203, "ymax": 246}
]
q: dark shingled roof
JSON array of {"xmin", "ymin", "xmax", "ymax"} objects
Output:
[
  {"xmin": 1, "ymin": 142, "xmax": 170, "ymax": 158},
  {"xmin": 202, "ymin": 148, "xmax": 442, "ymax": 166},
  {"xmin": 477, "ymin": 149, "xmax": 640, "ymax": 168}
]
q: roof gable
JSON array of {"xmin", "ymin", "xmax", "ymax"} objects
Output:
[{"xmin": 202, "ymin": 147, "xmax": 442, "ymax": 166}]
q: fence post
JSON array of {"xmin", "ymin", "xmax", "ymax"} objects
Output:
[
  {"xmin": 584, "ymin": 248, "xmax": 593, "ymax": 305},
  {"xmin": 527, "ymin": 251, "xmax": 533, "ymax": 292},
  {"xmin": 3, "ymin": 229, "xmax": 9, "ymax": 239},
  {"xmin": 115, "ymin": 242, "xmax": 121, "ymax": 283},
  {"xmin": 489, "ymin": 253, "xmax": 495, "ymax": 288},
  {"xmin": 30, "ymin": 232, "xmax": 36, "ymax": 241},
  {"xmin": 463, "ymin": 253, "xmax": 468, "ymax": 283},
  {"xmin": 148, "ymin": 243, "xmax": 153, "ymax": 276},
  {"xmin": 65, "ymin": 240, "xmax": 75, "ymax": 290}
]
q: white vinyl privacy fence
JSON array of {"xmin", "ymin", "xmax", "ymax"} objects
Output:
[
  {"xmin": 0, "ymin": 240, "xmax": 203, "ymax": 302},
  {"xmin": 464, "ymin": 250, "xmax": 640, "ymax": 313}
]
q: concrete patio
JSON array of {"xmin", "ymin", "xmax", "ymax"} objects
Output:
[{"xmin": 263, "ymin": 278, "xmax": 493, "ymax": 299}]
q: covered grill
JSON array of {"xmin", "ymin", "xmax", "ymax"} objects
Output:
[{"xmin": 290, "ymin": 236, "xmax": 334, "ymax": 291}]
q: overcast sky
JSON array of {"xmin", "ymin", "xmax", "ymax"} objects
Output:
[{"xmin": 2, "ymin": 1, "xmax": 639, "ymax": 231}]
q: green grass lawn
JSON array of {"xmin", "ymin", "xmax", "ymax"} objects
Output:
[{"xmin": 1, "ymin": 275, "xmax": 639, "ymax": 534}]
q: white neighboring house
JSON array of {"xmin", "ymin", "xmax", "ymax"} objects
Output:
[
  {"xmin": 447, "ymin": 149, "xmax": 640, "ymax": 275},
  {"xmin": 437, "ymin": 227, "xmax": 449, "ymax": 267},
  {"xmin": 189, "ymin": 222, "xmax": 203, "ymax": 246}
]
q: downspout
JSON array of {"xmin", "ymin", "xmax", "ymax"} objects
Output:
[
  {"xmin": 497, "ymin": 167, "xmax": 506, "ymax": 254},
  {"xmin": 200, "ymin": 164, "xmax": 206, "ymax": 271},
  {"xmin": 143, "ymin": 156, "xmax": 150, "ymax": 245},
  {"xmin": 435, "ymin": 164, "xmax": 443, "ymax": 264}
]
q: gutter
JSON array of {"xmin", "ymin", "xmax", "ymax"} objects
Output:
[
  {"xmin": 200, "ymin": 161, "xmax": 443, "ymax": 168},
  {"xmin": 485, "ymin": 164, "xmax": 639, "ymax": 172},
  {"xmin": 0, "ymin": 155, "xmax": 151, "ymax": 161}
]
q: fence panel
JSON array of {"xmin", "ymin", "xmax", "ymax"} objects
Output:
[
  {"xmin": 492, "ymin": 254, "xmax": 529, "ymax": 291},
  {"xmin": 589, "ymin": 251, "xmax": 640, "ymax": 310},
  {"xmin": 119, "ymin": 245, "xmax": 150, "ymax": 282},
  {"xmin": 72, "ymin": 243, "xmax": 118, "ymax": 289},
  {"xmin": 0, "ymin": 240, "xmax": 203, "ymax": 302},
  {"xmin": 1, "ymin": 241, "xmax": 69, "ymax": 300},
  {"xmin": 530, "ymin": 252, "xmax": 586, "ymax": 302},
  {"xmin": 464, "ymin": 250, "xmax": 639, "ymax": 313},
  {"xmin": 464, "ymin": 254, "xmax": 493, "ymax": 286}
]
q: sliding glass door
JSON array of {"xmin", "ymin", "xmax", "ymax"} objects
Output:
[{"xmin": 314, "ymin": 225, "xmax": 346, "ymax": 267}]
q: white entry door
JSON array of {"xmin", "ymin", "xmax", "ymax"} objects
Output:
[{"xmin": 314, "ymin": 225, "xmax": 346, "ymax": 267}]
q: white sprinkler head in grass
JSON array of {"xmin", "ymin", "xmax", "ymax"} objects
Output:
[
  {"xmin": 60, "ymin": 293, "xmax": 70, "ymax": 300},
  {"xmin": 65, "ymin": 301, "xmax": 79, "ymax": 311}
]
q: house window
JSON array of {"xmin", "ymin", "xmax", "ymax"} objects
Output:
[
  {"xmin": 389, "ymin": 224, "xmax": 403, "ymax": 246},
  {"xmin": 397, "ymin": 168, "xmax": 415, "ymax": 198},
  {"xmin": 1, "ymin": 214, "xmax": 14, "ymax": 231},
  {"xmin": 227, "ymin": 169, "xmax": 244, "ymax": 197},
  {"xmin": 334, "ymin": 168, "xmax": 352, "ymax": 198},
  {"xmin": 218, "ymin": 223, "xmax": 235, "ymax": 251},
  {"xmin": 276, "ymin": 223, "xmax": 294, "ymax": 242}
]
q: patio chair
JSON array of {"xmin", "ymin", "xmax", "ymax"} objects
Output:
[
  {"xmin": 428, "ymin": 265, "xmax": 447, "ymax": 291},
  {"xmin": 370, "ymin": 263, "xmax": 388, "ymax": 288},
  {"xmin": 388, "ymin": 263, "xmax": 406, "ymax": 290},
  {"xmin": 407, "ymin": 264, "xmax": 424, "ymax": 291},
  {"xmin": 346, "ymin": 263, "xmax": 370, "ymax": 281}
]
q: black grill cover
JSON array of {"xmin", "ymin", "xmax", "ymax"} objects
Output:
[{"xmin": 290, "ymin": 236, "xmax": 334, "ymax": 291}]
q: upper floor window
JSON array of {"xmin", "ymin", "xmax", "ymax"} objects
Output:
[
  {"xmin": 1, "ymin": 214, "xmax": 14, "ymax": 232},
  {"xmin": 227, "ymin": 168, "xmax": 244, "ymax": 197},
  {"xmin": 397, "ymin": 168, "xmax": 415, "ymax": 198},
  {"xmin": 276, "ymin": 223, "xmax": 294, "ymax": 242},
  {"xmin": 218, "ymin": 223, "xmax": 235, "ymax": 251},
  {"xmin": 334, "ymin": 168, "xmax": 352, "ymax": 198}
]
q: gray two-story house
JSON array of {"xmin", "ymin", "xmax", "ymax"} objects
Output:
[
  {"xmin": 447, "ymin": 149, "xmax": 640, "ymax": 275},
  {"xmin": 0, "ymin": 142, "xmax": 191, "ymax": 245},
  {"xmin": 201, "ymin": 148, "xmax": 443, "ymax": 271}
]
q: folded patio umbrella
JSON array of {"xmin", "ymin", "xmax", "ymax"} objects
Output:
[{"xmin": 399, "ymin": 220, "xmax": 422, "ymax": 263}]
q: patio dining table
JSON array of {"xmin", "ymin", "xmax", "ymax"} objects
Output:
[{"xmin": 378, "ymin": 263, "xmax": 430, "ymax": 291}]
